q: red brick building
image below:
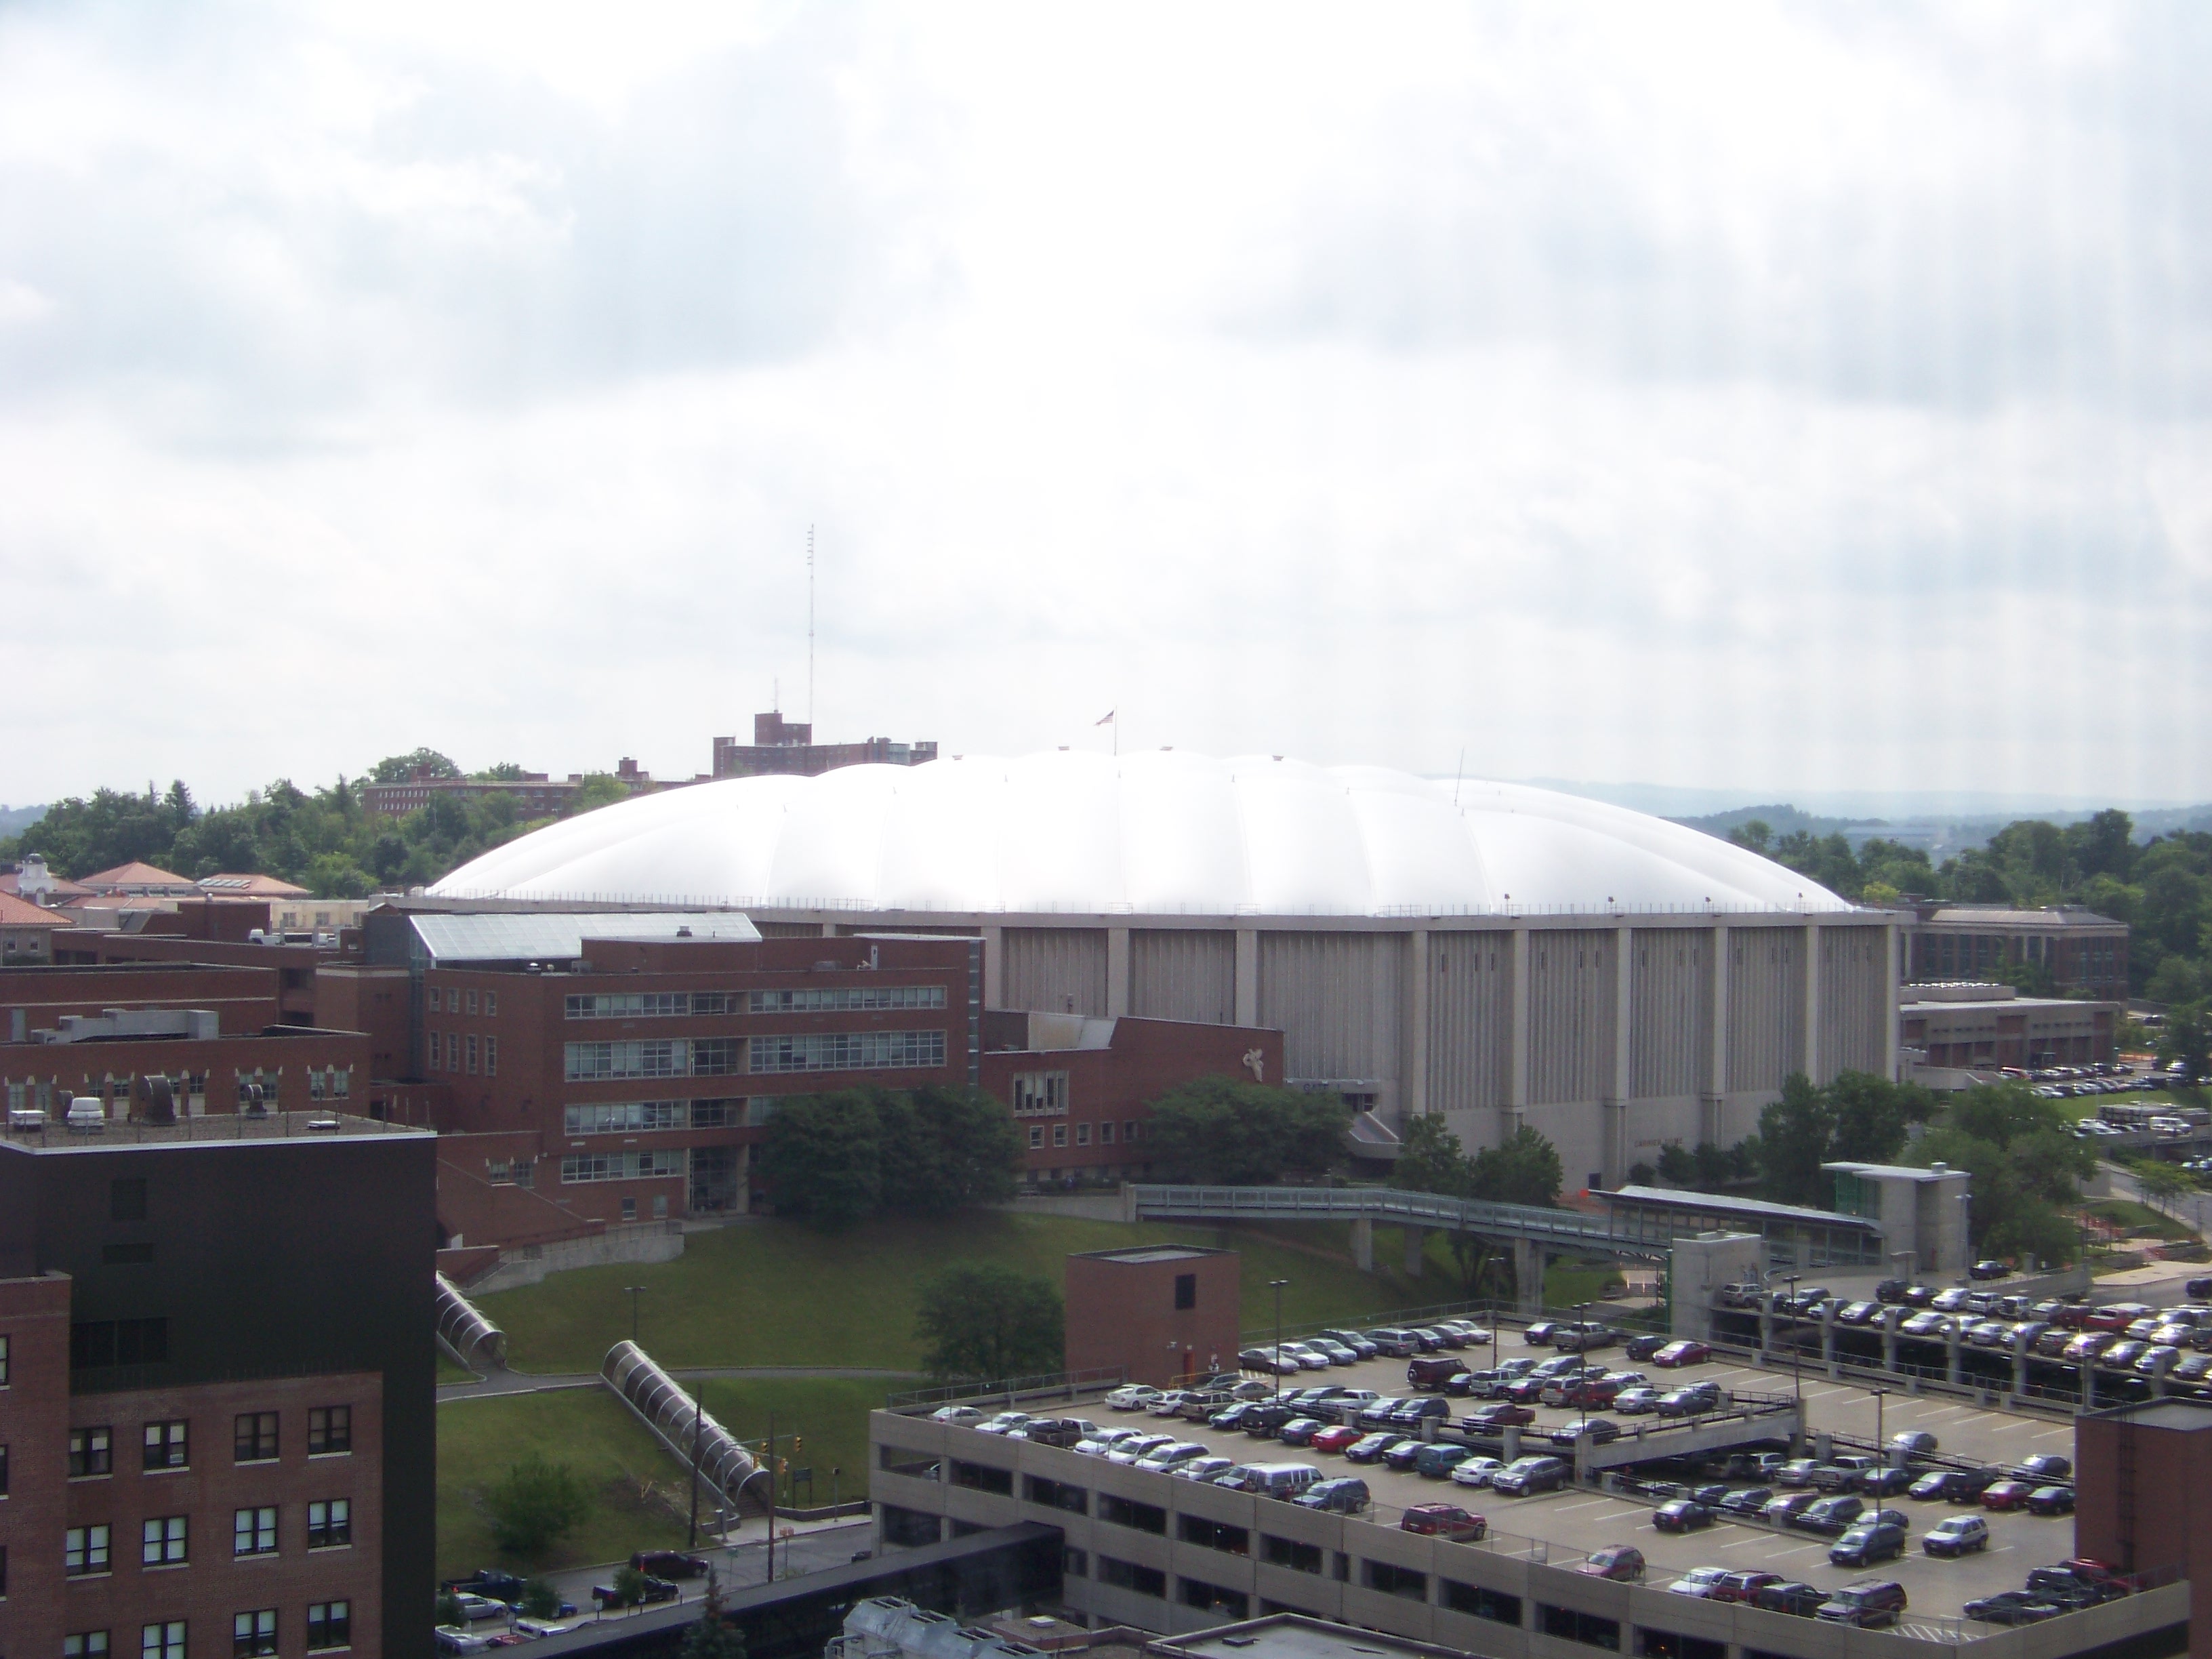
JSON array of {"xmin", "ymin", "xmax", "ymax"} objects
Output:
[
  {"xmin": 1063, "ymin": 1245, "xmax": 1243, "ymax": 1388},
  {"xmin": 980, "ymin": 1011, "xmax": 1286, "ymax": 1187},
  {"xmin": 0, "ymin": 1111, "xmax": 434, "ymax": 1659},
  {"xmin": 711, "ymin": 710, "xmax": 937, "ymax": 779},
  {"xmin": 2074, "ymin": 1400, "xmax": 2209, "ymax": 1633}
]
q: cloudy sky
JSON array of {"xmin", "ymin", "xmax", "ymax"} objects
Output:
[{"xmin": 3, "ymin": 1, "xmax": 2208, "ymax": 809}]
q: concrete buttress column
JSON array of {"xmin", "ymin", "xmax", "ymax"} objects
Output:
[
  {"xmin": 1105, "ymin": 926, "xmax": 1130, "ymax": 1018},
  {"xmin": 1350, "ymin": 1217, "xmax": 1374, "ymax": 1273},
  {"xmin": 982, "ymin": 925, "xmax": 1004, "ymax": 1007},
  {"xmin": 1803, "ymin": 921, "xmax": 1823, "ymax": 1084},
  {"xmin": 1507, "ymin": 925, "xmax": 1530, "ymax": 1141},
  {"xmin": 1605, "ymin": 924, "xmax": 1632, "ymax": 1187},
  {"xmin": 1404, "ymin": 1227, "xmax": 1426, "ymax": 1278},
  {"xmin": 1704, "ymin": 922, "xmax": 1728, "ymax": 1145},
  {"xmin": 1234, "ymin": 929, "xmax": 1258, "ymax": 1029},
  {"xmin": 1406, "ymin": 930, "xmax": 1430, "ymax": 1119},
  {"xmin": 1885, "ymin": 920, "xmax": 1904, "ymax": 1084},
  {"xmin": 1511, "ymin": 1238, "xmax": 1543, "ymax": 1313}
]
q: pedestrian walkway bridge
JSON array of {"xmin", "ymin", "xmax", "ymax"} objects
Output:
[{"xmin": 1124, "ymin": 1183, "xmax": 1886, "ymax": 1268}]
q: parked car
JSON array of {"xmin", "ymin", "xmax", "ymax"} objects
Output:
[
  {"xmin": 1835, "ymin": 1300, "xmax": 1879, "ymax": 1326},
  {"xmin": 630, "ymin": 1551, "xmax": 709, "ymax": 1580},
  {"xmin": 1753, "ymin": 1582, "xmax": 1827, "ymax": 1619},
  {"xmin": 1318, "ymin": 1328, "xmax": 1379, "ymax": 1359},
  {"xmin": 1552, "ymin": 1418, "xmax": 1621, "ymax": 1447},
  {"xmin": 1412, "ymin": 1442, "xmax": 1475, "ymax": 1479},
  {"xmin": 1710, "ymin": 1571, "xmax": 1782, "ymax": 1605},
  {"xmin": 1382, "ymin": 1439, "xmax": 1428, "ymax": 1473},
  {"xmin": 1613, "ymin": 1387, "xmax": 1661, "ymax": 1416},
  {"xmin": 435, "ymin": 1631, "xmax": 493, "ymax": 1656},
  {"xmin": 975, "ymin": 1412, "xmax": 1031, "ymax": 1436},
  {"xmin": 1859, "ymin": 1467, "xmax": 1914, "ymax": 1496},
  {"xmin": 1816, "ymin": 1581, "xmax": 1908, "ymax": 1629},
  {"xmin": 2026, "ymin": 1486, "xmax": 2076, "ymax": 1516},
  {"xmin": 1210, "ymin": 1402, "xmax": 1261, "ymax": 1431},
  {"xmin": 1366, "ymin": 1328, "xmax": 1422, "ymax": 1357},
  {"xmin": 1310, "ymin": 1425, "xmax": 1363, "ymax": 1455},
  {"xmin": 1664, "ymin": 1568, "xmax": 1732, "ymax": 1599},
  {"xmin": 1465, "ymin": 1403, "xmax": 1535, "ymax": 1429},
  {"xmin": 1830, "ymin": 1523, "xmax": 1908, "ymax": 1567},
  {"xmin": 1652, "ymin": 1499, "xmax": 1715, "ymax": 1533},
  {"xmin": 1450, "ymin": 1456, "xmax": 1507, "ymax": 1489},
  {"xmin": 1979, "ymin": 1481, "xmax": 2036, "ymax": 1513},
  {"xmin": 1173, "ymin": 1457, "xmax": 1237, "ymax": 1483},
  {"xmin": 1761, "ymin": 1492, "xmax": 1819, "ymax": 1525},
  {"xmin": 1651, "ymin": 1340, "xmax": 1711, "ymax": 1368},
  {"xmin": 592, "ymin": 1578, "xmax": 678, "ymax": 1610},
  {"xmin": 1490, "ymin": 1455, "xmax": 1568, "ymax": 1496},
  {"xmin": 444, "ymin": 1571, "xmax": 529, "ymax": 1605},
  {"xmin": 2019, "ymin": 1454, "xmax": 2072, "ymax": 1481},
  {"xmin": 448, "ymin": 1595, "xmax": 508, "ymax": 1625},
  {"xmin": 1574, "ymin": 1544, "xmax": 1645, "ymax": 1582},
  {"xmin": 1970, "ymin": 1260, "xmax": 2011, "ymax": 1281},
  {"xmin": 1277, "ymin": 1418, "xmax": 1326, "ymax": 1447},
  {"xmin": 1296, "ymin": 1477, "xmax": 1372, "ymax": 1514},
  {"xmin": 1408, "ymin": 1355, "xmax": 1465, "ymax": 1391},
  {"xmin": 1717, "ymin": 1487, "xmax": 1775, "ymax": 1519},
  {"xmin": 1388, "ymin": 1397, "xmax": 1453, "ymax": 1431},
  {"xmin": 929, "ymin": 1406, "xmax": 986, "ymax": 1425},
  {"xmin": 1345, "ymin": 1433, "xmax": 1408, "ymax": 1465},
  {"xmin": 1774, "ymin": 1458, "xmax": 1823, "ymax": 1488},
  {"xmin": 1889, "ymin": 1429, "xmax": 1940, "ymax": 1457},
  {"xmin": 1810, "ymin": 1456, "xmax": 1878, "ymax": 1492},
  {"xmin": 1624, "ymin": 1333, "xmax": 1671, "ymax": 1361},
  {"xmin": 1521, "ymin": 1321, "xmax": 1560, "ymax": 1345},
  {"xmin": 1400, "ymin": 1501, "xmax": 1486, "ymax": 1540},
  {"xmin": 1795, "ymin": 1496, "xmax": 1866, "ymax": 1536},
  {"xmin": 1136, "ymin": 1441, "xmax": 1211, "ymax": 1473},
  {"xmin": 1656, "ymin": 1386, "xmax": 1720, "ymax": 1418},
  {"xmin": 1921, "ymin": 1515, "xmax": 1990, "ymax": 1557},
  {"xmin": 1963, "ymin": 1593, "xmax": 2066, "ymax": 1626}
]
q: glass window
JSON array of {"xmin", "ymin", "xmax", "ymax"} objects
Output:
[
  {"xmin": 1052, "ymin": 1123, "xmax": 1068, "ymax": 1147},
  {"xmin": 564, "ymin": 1101, "xmax": 685, "ymax": 1134},
  {"xmin": 560, "ymin": 1150, "xmax": 684, "ymax": 1183},
  {"xmin": 428, "ymin": 987, "xmax": 442, "ymax": 1012},
  {"xmin": 69, "ymin": 1426, "xmax": 112, "ymax": 1477},
  {"xmin": 143, "ymin": 1516, "xmax": 188, "ymax": 1566},
  {"xmin": 66, "ymin": 1524, "xmax": 112, "ymax": 1575},
  {"xmin": 484, "ymin": 1036, "xmax": 497, "ymax": 1076},
  {"xmin": 1099, "ymin": 1120, "xmax": 1115, "ymax": 1143},
  {"xmin": 234, "ymin": 1412, "xmax": 278, "ymax": 1462},
  {"xmin": 1009, "ymin": 1072, "xmax": 1069, "ymax": 1115},
  {"xmin": 307, "ymin": 1602, "xmax": 351, "ymax": 1652},
  {"xmin": 142, "ymin": 1623, "xmax": 186, "ymax": 1659},
  {"xmin": 1027, "ymin": 1124, "xmax": 1043, "ymax": 1149},
  {"xmin": 232, "ymin": 1610, "xmax": 278, "ymax": 1659},
  {"xmin": 464, "ymin": 989, "xmax": 478, "ymax": 1015},
  {"xmin": 144, "ymin": 1421, "xmax": 189, "ymax": 1470},
  {"xmin": 1076, "ymin": 1122, "xmax": 1092, "ymax": 1146},
  {"xmin": 747, "ymin": 1030, "xmax": 945, "ymax": 1074},
  {"xmin": 308, "ymin": 1406, "xmax": 350, "ymax": 1456},
  {"xmin": 483, "ymin": 992, "xmax": 497, "ymax": 1017},
  {"xmin": 446, "ymin": 1033, "xmax": 459, "ymax": 1071},
  {"xmin": 307, "ymin": 1499, "xmax": 351, "ymax": 1549},
  {"xmin": 465, "ymin": 1035, "xmax": 478, "ymax": 1075},
  {"xmin": 64, "ymin": 1634, "xmax": 111, "ymax": 1658},
  {"xmin": 0, "ymin": 1332, "xmax": 8, "ymax": 1383},
  {"xmin": 233, "ymin": 1507, "xmax": 277, "ymax": 1556},
  {"xmin": 747, "ymin": 985, "xmax": 947, "ymax": 1013}
]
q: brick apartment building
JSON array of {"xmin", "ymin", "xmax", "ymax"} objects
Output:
[
  {"xmin": 980, "ymin": 1012, "xmax": 1285, "ymax": 1185},
  {"xmin": 361, "ymin": 767, "xmax": 581, "ymax": 821},
  {"xmin": 0, "ymin": 1111, "xmax": 435, "ymax": 1659},
  {"xmin": 1900, "ymin": 902, "xmax": 2130, "ymax": 1000},
  {"xmin": 1899, "ymin": 981, "xmax": 2119, "ymax": 1072},
  {"xmin": 711, "ymin": 711, "xmax": 937, "ymax": 779}
]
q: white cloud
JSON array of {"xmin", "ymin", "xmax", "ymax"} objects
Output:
[{"xmin": 0, "ymin": 0, "xmax": 2207, "ymax": 811}]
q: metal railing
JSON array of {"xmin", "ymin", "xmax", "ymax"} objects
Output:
[
  {"xmin": 885, "ymin": 1368, "xmax": 1128, "ymax": 1414},
  {"xmin": 1130, "ymin": 1185, "xmax": 1673, "ymax": 1257}
]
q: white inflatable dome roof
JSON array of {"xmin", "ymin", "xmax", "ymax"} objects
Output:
[{"xmin": 430, "ymin": 752, "xmax": 1852, "ymax": 917}]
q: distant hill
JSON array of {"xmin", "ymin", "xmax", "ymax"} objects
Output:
[
  {"xmin": 1667, "ymin": 803, "xmax": 1872, "ymax": 840},
  {"xmin": 0, "ymin": 804, "xmax": 46, "ymax": 840}
]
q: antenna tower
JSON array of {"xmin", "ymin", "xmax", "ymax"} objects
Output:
[{"xmin": 806, "ymin": 525, "xmax": 815, "ymax": 729}]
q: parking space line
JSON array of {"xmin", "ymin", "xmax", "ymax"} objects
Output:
[
  {"xmin": 1554, "ymin": 1498, "xmax": 1615, "ymax": 1512},
  {"xmin": 1986, "ymin": 1419, "xmax": 2029, "ymax": 1431}
]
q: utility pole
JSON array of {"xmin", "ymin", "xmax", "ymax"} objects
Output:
[
  {"xmin": 687, "ymin": 1378, "xmax": 705, "ymax": 1549},
  {"xmin": 1269, "ymin": 1279, "xmax": 1289, "ymax": 1402},
  {"xmin": 764, "ymin": 1412, "xmax": 776, "ymax": 1584},
  {"xmin": 626, "ymin": 1285, "xmax": 645, "ymax": 1346},
  {"xmin": 806, "ymin": 527, "xmax": 815, "ymax": 729}
]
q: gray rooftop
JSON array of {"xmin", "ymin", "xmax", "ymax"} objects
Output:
[
  {"xmin": 1603, "ymin": 1184, "xmax": 1883, "ymax": 1229},
  {"xmin": 1921, "ymin": 905, "xmax": 2124, "ymax": 928},
  {"xmin": 409, "ymin": 909, "xmax": 760, "ymax": 964},
  {"xmin": 1153, "ymin": 1616, "xmax": 1462, "ymax": 1659}
]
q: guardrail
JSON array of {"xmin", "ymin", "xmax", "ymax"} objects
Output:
[
  {"xmin": 1130, "ymin": 1184, "xmax": 1676, "ymax": 1256},
  {"xmin": 884, "ymin": 1368, "xmax": 1128, "ymax": 1414}
]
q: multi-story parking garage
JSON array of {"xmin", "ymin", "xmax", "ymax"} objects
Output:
[{"xmin": 432, "ymin": 752, "xmax": 1898, "ymax": 1188}]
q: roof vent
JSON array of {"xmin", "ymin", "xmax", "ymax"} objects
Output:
[{"xmin": 1930, "ymin": 1161, "xmax": 1947, "ymax": 1174}]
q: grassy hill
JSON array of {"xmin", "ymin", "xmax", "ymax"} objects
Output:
[{"xmin": 476, "ymin": 1211, "xmax": 1455, "ymax": 1374}]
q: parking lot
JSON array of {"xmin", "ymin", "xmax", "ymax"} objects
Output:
[{"xmin": 1068, "ymin": 1336, "xmax": 2088, "ymax": 1628}]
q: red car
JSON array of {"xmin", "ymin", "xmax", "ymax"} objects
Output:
[
  {"xmin": 1401, "ymin": 1503, "xmax": 1487, "ymax": 1541},
  {"xmin": 1562, "ymin": 1379, "xmax": 1619, "ymax": 1408},
  {"xmin": 1710, "ymin": 1571, "xmax": 1783, "ymax": 1605},
  {"xmin": 1310, "ymin": 1425, "xmax": 1364, "ymax": 1454},
  {"xmin": 1467, "ymin": 1404, "xmax": 1536, "ymax": 1428},
  {"xmin": 1575, "ymin": 1546, "xmax": 1645, "ymax": 1582},
  {"xmin": 1979, "ymin": 1481, "xmax": 2035, "ymax": 1512},
  {"xmin": 1652, "ymin": 1340, "xmax": 1711, "ymax": 1368}
]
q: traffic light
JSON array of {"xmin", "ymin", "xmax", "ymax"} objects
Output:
[{"xmin": 794, "ymin": 1436, "xmax": 803, "ymax": 1454}]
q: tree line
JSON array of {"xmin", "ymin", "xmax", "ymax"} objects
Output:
[{"xmin": 0, "ymin": 748, "xmax": 634, "ymax": 898}]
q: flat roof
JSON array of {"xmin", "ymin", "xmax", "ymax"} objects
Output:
[
  {"xmin": 1824, "ymin": 1160, "xmax": 1967, "ymax": 1183},
  {"xmin": 1155, "ymin": 1616, "xmax": 1462, "ymax": 1659},
  {"xmin": 1, "ymin": 1110, "xmax": 429, "ymax": 1154},
  {"xmin": 410, "ymin": 909, "xmax": 761, "ymax": 964},
  {"xmin": 2088, "ymin": 1399, "xmax": 2212, "ymax": 1432},
  {"xmin": 1079, "ymin": 1246, "xmax": 1227, "ymax": 1263}
]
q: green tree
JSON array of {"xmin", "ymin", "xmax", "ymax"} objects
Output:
[
  {"xmin": 369, "ymin": 747, "xmax": 461, "ymax": 782},
  {"xmin": 1470, "ymin": 1125, "xmax": 1563, "ymax": 1206},
  {"xmin": 571, "ymin": 773, "xmax": 632, "ymax": 813},
  {"xmin": 473, "ymin": 762, "xmax": 533, "ymax": 781},
  {"xmin": 680, "ymin": 1579, "xmax": 746, "ymax": 1659},
  {"xmin": 1395, "ymin": 1113, "xmax": 1474, "ymax": 1195},
  {"xmin": 436, "ymin": 1592, "xmax": 468, "ymax": 1629},
  {"xmin": 2134, "ymin": 1158, "xmax": 2192, "ymax": 1211},
  {"xmin": 609, "ymin": 1564, "xmax": 651, "ymax": 1612},
  {"xmin": 914, "ymin": 1263, "xmax": 1065, "ymax": 1382},
  {"xmin": 756, "ymin": 1093, "xmax": 882, "ymax": 1229},
  {"xmin": 1908, "ymin": 1083, "xmax": 2093, "ymax": 1265},
  {"xmin": 1749, "ymin": 1074, "xmax": 1837, "ymax": 1207},
  {"xmin": 518, "ymin": 1578, "xmax": 565, "ymax": 1620},
  {"xmin": 483, "ymin": 1453, "xmax": 593, "ymax": 1557},
  {"xmin": 884, "ymin": 1084, "xmax": 1023, "ymax": 1215},
  {"xmin": 1143, "ymin": 1076, "xmax": 1350, "ymax": 1184}
]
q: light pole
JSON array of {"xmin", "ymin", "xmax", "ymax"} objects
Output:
[
  {"xmin": 1269, "ymin": 1279, "xmax": 1289, "ymax": 1403},
  {"xmin": 1782, "ymin": 1273, "xmax": 1801, "ymax": 1409},
  {"xmin": 1873, "ymin": 1385, "xmax": 1886, "ymax": 1465},
  {"xmin": 626, "ymin": 1285, "xmax": 646, "ymax": 1345},
  {"xmin": 1573, "ymin": 1301, "xmax": 1592, "ymax": 1440}
]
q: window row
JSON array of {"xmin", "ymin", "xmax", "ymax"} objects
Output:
[
  {"xmin": 561, "ymin": 1150, "xmax": 684, "ymax": 1184},
  {"xmin": 562, "ymin": 1097, "xmax": 747, "ymax": 1134},
  {"xmin": 565, "ymin": 985, "xmax": 947, "ymax": 1019},
  {"xmin": 67, "ymin": 1408, "xmax": 349, "ymax": 1477},
  {"xmin": 1025, "ymin": 1119, "xmax": 1142, "ymax": 1150},
  {"xmin": 426, "ymin": 1031, "xmax": 499, "ymax": 1076},
  {"xmin": 562, "ymin": 1038, "xmax": 740, "ymax": 1080},
  {"xmin": 60, "ymin": 1603, "xmax": 350, "ymax": 1659},
  {"xmin": 747, "ymin": 1030, "xmax": 945, "ymax": 1074},
  {"xmin": 64, "ymin": 1502, "xmax": 351, "ymax": 1572},
  {"xmin": 428, "ymin": 986, "xmax": 497, "ymax": 1017}
]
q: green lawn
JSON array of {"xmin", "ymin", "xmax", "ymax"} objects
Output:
[
  {"xmin": 691, "ymin": 1376, "xmax": 911, "ymax": 1513},
  {"xmin": 2082, "ymin": 1198, "xmax": 2198, "ymax": 1242},
  {"xmin": 436, "ymin": 1389, "xmax": 695, "ymax": 1581},
  {"xmin": 477, "ymin": 1213, "xmax": 1455, "ymax": 1374}
]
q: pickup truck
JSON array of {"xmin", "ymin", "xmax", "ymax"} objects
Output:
[{"xmin": 594, "ymin": 1576, "xmax": 681, "ymax": 1610}]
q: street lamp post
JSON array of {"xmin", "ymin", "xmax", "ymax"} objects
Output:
[
  {"xmin": 1873, "ymin": 1385, "xmax": 1886, "ymax": 1465},
  {"xmin": 1573, "ymin": 1300, "xmax": 1592, "ymax": 1440},
  {"xmin": 1782, "ymin": 1273, "xmax": 1801, "ymax": 1409},
  {"xmin": 1269, "ymin": 1279, "xmax": 1289, "ymax": 1402},
  {"xmin": 625, "ymin": 1285, "xmax": 646, "ymax": 1345}
]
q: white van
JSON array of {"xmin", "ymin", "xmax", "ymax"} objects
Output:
[{"xmin": 1214, "ymin": 1462, "xmax": 1322, "ymax": 1500}]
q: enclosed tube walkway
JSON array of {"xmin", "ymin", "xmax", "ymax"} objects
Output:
[
  {"xmin": 434, "ymin": 1273, "xmax": 508, "ymax": 1370},
  {"xmin": 602, "ymin": 1340, "xmax": 763, "ymax": 1507}
]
